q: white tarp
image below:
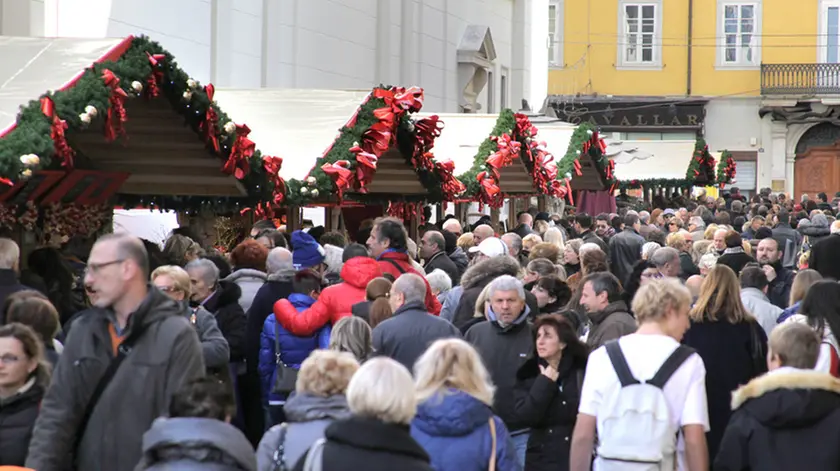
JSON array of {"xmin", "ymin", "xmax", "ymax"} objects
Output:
[
  {"xmin": 609, "ymin": 140, "xmax": 698, "ymax": 180},
  {"xmin": 213, "ymin": 89, "xmax": 371, "ymax": 181},
  {"xmin": 0, "ymin": 36, "xmax": 126, "ymax": 135},
  {"xmin": 112, "ymin": 209, "xmax": 179, "ymax": 246}
]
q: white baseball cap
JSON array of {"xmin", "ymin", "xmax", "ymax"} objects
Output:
[{"xmin": 468, "ymin": 237, "xmax": 508, "ymax": 258}]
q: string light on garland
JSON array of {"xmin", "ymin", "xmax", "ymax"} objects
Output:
[
  {"xmin": 131, "ymin": 81, "xmax": 143, "ymax": 93},
  {"xmin": 186, "ymin": 79, "xmax": 198, "ymax": 89},
  {"xmin": 182, "ymin": 90, "xmax": 193, "ymax": 101},
  {"xmin": 19, "ymin": 154, "xmax": 39, "ymax": 166}
]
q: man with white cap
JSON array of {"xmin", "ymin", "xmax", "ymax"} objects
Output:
[{"xmin": 449, "ymin": 237, "xmax": 539, "ymax": 330}]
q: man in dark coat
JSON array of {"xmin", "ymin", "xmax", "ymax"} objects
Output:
[
  {"xmin": 715, "ymin": 322, "xmax": 840, "ymax": 471},
  {"xmin": 574, "ymin": 213, "xmax": 608, "ymax": 253},
  {"xmin": 579, "ymin": 272, "xmax": 636, "ymax": 350},
  {"xmin": 608, "ymin": 213, "xmax": 645, "ymax": 285},
  {"xmin": 716, "ymin": 231, "xmax": 756, "ymax": 276},
  {"xmin": 513, "ymin": 211, "xmax": 535, "ymax": 238},
  {"xmin": 808, "ymin": 223, "xmax": 840, "ymax": 280},
  {"xmin": 772, "ymin": 210, "xmax": 802, "ymax": 269},
  {"xmin": 0, "ymin": 238, "xmax": 30, "ymax": 324},
  {"xmin": 756, "ymin": 237, "xmax": 795, "ymax": 309},
  {"xmin": 372, "ymin": 274, "xmax": 460, "ymax": 370},
  {"xmin": 419, "ymin": 231, "xmax": 460, "ymax": 286}
]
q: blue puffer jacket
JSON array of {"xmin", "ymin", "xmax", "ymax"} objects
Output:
[
  {"xmin": 411, "ymin": 389, "xmax": 521, "ymax": 471},
  {"xmin": 259, "ymin": 293, "xmax": 330, "ymax": 404},
  {"xmin": 778, "ymin": 301, "xmax": 801, "ymax": 323}
]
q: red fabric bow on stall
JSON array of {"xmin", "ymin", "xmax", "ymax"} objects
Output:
[
  {"xmin": 101, "ymin": 70, "xmax": 128, "ymax": 141},
  {"xmin": 41, "ymin": 96, "xmax": 75, "ymax": 168},
  {"xmin": 514, "ymin": 113, "xmax": 538, "ymax": 139},
  {"xmin": 321, "ymin": 160, "xmax": 354, "ymax": 198},
  {"xmin": 486, "ymin": 134, "xmax": 521, "ymax": 170},
  {"xmin": 145, "ymin": 52, "xmax": 166, "ymax": 98},
  {"xmin": 201, "ymin": 84, "xmax": 220, "ymax": 153},
  {"xmin": 222, "ymin": 124, "xmax": 255, "ymax": 179},
  {"xmin": 262, "ymin": 155, "xmax": 286, "ymax": 204},
  {"xmin": 348, "ymin": 144, "xmax": 378, "ymax": 190},
  {"xmin": 436, "ymin": 160, "xmax": 465, "ymax": 200}
]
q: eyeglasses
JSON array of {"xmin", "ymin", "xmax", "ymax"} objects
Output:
[
  {"xmin": 0, "ymin": 354, "xmax": 22, "ymax": 364},
  {"xmin": 155, "ymin": 285, "xmax": 179, "ymax": 293},
  {"xmin": 85, "ymin": 259, "xmax": 126, "ymax": 276}
]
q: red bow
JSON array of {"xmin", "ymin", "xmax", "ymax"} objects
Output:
[
  {"xmin": 201, "ymin": 84, "xmax": 220, "ymax": 153},
  {"xmin": 514, "ymin": 113, "xmax": 538, "ymax": 139},
  {"xmin": 102, "ymin": 70, "xmax": 127, "ymax": 141},
  {"xmin": 477, "ymin": 171, "xmax": 503, "ymax": 207},
  {"xmin": 349, "ymin": 144, "xmax": 378, "ymax": 189},
  {"xmin": 321, "ymin": 160, "xmax": 354, "ymax": 198},
  {"xmin": 362, "ymin": 121, "xmax": 392, "ymax": 155},
  {"xmin": 486, "ymin": 134, "xmax": 521, "ymax": 169},
  {"xmin": 414, "ymin": 115, "xmax": 444, "ymax": 162},
  {"xmin": 0, "ymin": 177, "xmax": 12, "ymax": 186},
  {"xmin": 241, "ymin": 202, "xmax": 275, "ymax": 219},
  {"xmin": 222, "ymin": 124, "xmax": 255, "ymax": 179},
  {"xmin": 435, "ymin": 160, "xmax": 465, "ymax": 200},
  {"xmin": 145, "ymin": 52, "xmax": 166, "ymax": 98},
  {"xmin": 262, "ymin": 155, "xmax": 286, "ymax": 204},
  {"xmin": 392, "ymin": 87, "xmax": 424, "ymax": 113},
  {"xmin": 41, "ymin": 96, "xmax": 75, "ymax": 168},
  {"xmin": 573, "ymin": 159, "xmax": 583, "ymax": 176}
]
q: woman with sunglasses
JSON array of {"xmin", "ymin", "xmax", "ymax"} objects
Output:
[{"xmin": 150, "ymin": 265, "xmax": 230, "ymax": 374}]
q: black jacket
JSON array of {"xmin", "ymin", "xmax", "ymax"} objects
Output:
[
  {"xmin": 351, "ymin": 300, "xmax": 372, "ymax": 324},
  {"xmin": 772, "ymin": 223, "xmax": 803, "ymax": 269},
  {"xmin": 453, "ymin": 256, "xmax": 538, "ymax": 330},
  {"xmin": 513, "ymin": 223, "xmax": 535, "ymax": 239},
  {"xmin": 0, "ymin": 382, "xmax": 44, "ymax": 466},
  {"xmin": 715, "ymin": 370, "xmax": 840, "ymax": 471},
  {"xmin": 716, "ymin": 250, "xmax": 756, "ymax": 276},
  {"xmin": 465, "ymin": 314, "xmax": 534, "ymax": 432},
  {"xmin": 0, "ymin": 269, "xmax": 30, "ymax": 324},
  {"xmin": 372, "ymin": 301, "xmax": 461, "ymax": 371},
  {"xmin": 294, "ymin": 416, "xmax": 433, "ymax": 471},
  {"xmin": 580, "ymin": 230, "xmax": 608, "ymax": 254},
  {"xmin": 679, "ymin": 252, "xmax": 700, "ymax": 280},
  {"xmin": 513, "ymin": 355, "xmax": 585, "ymax": 471},
  {"xmin": 767, "ymin": 263, "xmax": 794, "ymax": 309},
  {"xmin": 424, "ymin": 251, "xmax": 460, "ymax": 286},
  {"xmin": 137, "ymin": 417, "xmax": 257, "ymax": 470},
  {"xmin": 810, "ymin": 233, "xmax": 840, "ymax": 280},
  {"xmin": 202, "ymin": 280, "xmax": 248, "ymax": 362},
  {"xmin": 608, "ymin": 228, "xmax": 645, "ymax": 285}
]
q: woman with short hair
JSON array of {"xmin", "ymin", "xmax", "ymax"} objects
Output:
[
  {"xmin": 4, "ymin": 291, "xmax": 61, "ymax": 366},
  {"xmin": 256, "ymin": 350, "xmax": 359, "ymax": 471},
  {"xmin": 292, "ymin": 357, "xmax": 434, "ymax": 471},
  {"xmin": 329, "ymin": 316, "xmax": 372, "ymax": 363},
  {"xmin": 410, "ymin": 338, "xmax": 520, "ymax": 471}
]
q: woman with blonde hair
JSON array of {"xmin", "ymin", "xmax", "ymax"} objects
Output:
[
  {"xmin": 543, "ymin": 227, "xmax": 565, "ymax": 250},
  {"xmin": 328, "ymin": 316, "xmax": 372, "ymax": 362},
  {"xmin": 522, "ymin": 234, "xmax": 543, "ymax": 257},
  {"xmin": 457, "ymin": 233, "xmax": 475, "ymax": 253},
  {"xmin": 411, "ymin": 338, "xmax": 519, "ymax": 471},
  {"xmin": 778, "ymin": 269, "xmax": 823, "ymax": 322},
  {"xmin": 293, "ymin": 357, "xmax": 434, "ymax": 471},
  {"xmin": 257, "ymin": 349, "xmax": 359, "ymax": 471},
  {"xmin": 682, "ymin": 264, "xmax": 767, "ymax": 460}
]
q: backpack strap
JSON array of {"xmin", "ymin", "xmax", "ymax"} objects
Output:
[
  {"xmin": 382, "ymin": 257, "xmax": 407, "ymax": 275},
  {"xmin": 271, "ymin": 423, "xmax": 289, "ymax": 471},
  {"xmin": 647, "ymin": 345, "xmax": 695, "ymax": 389},
  {"xmin": 303, "ymin": 438, "xmax": 327, "ymax": 471},
  {"xmin": 605, "ymin": 341, "xmax": 640, "ymax": 387}
]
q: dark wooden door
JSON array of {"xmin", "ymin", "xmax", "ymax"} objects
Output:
[{"xmin": 795, "ymin": 142, "xmax": 840, "ymax": 201}]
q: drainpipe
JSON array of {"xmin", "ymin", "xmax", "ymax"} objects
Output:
[{"xmin": 686, "ymin": 0, "xmax": 693, "ymax": 96}]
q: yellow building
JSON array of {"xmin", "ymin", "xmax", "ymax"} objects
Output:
[{"xmin": 545, "ymin": 0, "xmax": 840, "ymax": 198}]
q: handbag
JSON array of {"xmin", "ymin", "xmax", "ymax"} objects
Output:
[
  {"xmin": 488, "ymin": 417, "xmax": 497, "ymax": 471},
  {"xmin": 271, "ymin": 322, "xmax": 298, "ymax": 395}
]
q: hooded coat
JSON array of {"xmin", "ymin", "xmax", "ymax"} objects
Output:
[
  {"xmin": 410, "ymin": 390, "xmax": 520, "ymax": 471},
  {"xmin": 26, "ymin": 289, "xmax": 205, "ymax": 471},
  {"xmin": 273, "ymin": 257, "xmax": 382, "ymax": 336},
  {"xmin": 224, "ymin": 268, "xmax": 267, "ymax": 314},
  {"xmin": 135, "ymin": 417, "xmax": 256, "ymax": 471},
  {"xmin": 714, "ymin": 369, "xmax": 840, "ymax": 471},
  {"xmin": 256, "ymin": 394, "xmax": 352, "ymax": 471},
  {"xmin": 203, "ymin": 280, "xmax": 248, "ymax": 362},
  {"xmin": 800, "ymin": 214, "xmax": 831, "ymax": 249},
  {"xmin": 452, "ymin": 256, "xmax": 539, "ymax": 330}
]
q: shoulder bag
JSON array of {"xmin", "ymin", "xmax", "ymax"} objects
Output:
[{"xmin": 272, "ymin": 321, "xmax": 298, "ymax": 394}]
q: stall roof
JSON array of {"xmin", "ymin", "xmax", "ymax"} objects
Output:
[
  {"xmin": 213, "ymin": 88, "xmax": 371, "ymax": 181},
  {"xmin": 0, "ymin": 36, "xmax": 130, "ymax": 136},
  {"xmin": 609, "ymin": 140, "xmax": 697, "ymax": 180}
]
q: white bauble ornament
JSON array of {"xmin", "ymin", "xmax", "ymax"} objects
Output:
[
  {"xmin": 19, "ymin": 154, "xmax": 39, "ymax": 166},
  {"xmin": 586, "ymin": 130, "xmax": 593, "ymax": 135},
  {"xmin": 187, "ymin": 79, "xmax": 197, "ymax": 89},
  {"xmin": 300, "ymin": 187, "xmax": 310, "ymax": 195},
  {"xmin": 131, "ymin": 81, "xmax": 143, "ymax": 92},
  {"xmin": 84, "ymin": 105, "xmax": 98, "ymax": 118},
  {"xmin": 731, "ymin": 179, "xmax": 737, "ymax": 184},
  {"xmin": 565, "ymin": 172, "xmax": 572, "ymax": 179},
  {"xmin": 310, "ymin": 189, "xmax": 319, "ymax": 197},
  {"xmin": 224, "ymin": 122, "xmax": 236, "ymax": 134},
  {"xmin": 306, "ymin": 176, "xmax": 316, "ymax": 185},
  {"xmin": 79, "ymin": 113, "xmax": 91, "ymax": 125},
  {"xmin": 21, "ymin": 169, "xmax": 32, "ymax": 178},
  {"xmin": 183, "ymin": 90, "xmax": 193, "ymax": 101}
]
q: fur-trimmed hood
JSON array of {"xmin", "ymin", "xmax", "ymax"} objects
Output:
[
  {"xmin": 459, "ymin": 255, "xmax": 521, "ymax": 291},
  {"xmin": 731, "ymin": 368, "xmax": 840, "ymax": 428}
]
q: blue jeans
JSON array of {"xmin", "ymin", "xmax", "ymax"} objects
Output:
[{"xmin": 510, "ymin": 431, "xmax": 530, "ymax": 468}]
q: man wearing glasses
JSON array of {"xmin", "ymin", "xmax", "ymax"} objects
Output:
[{"xmin": 27, "ymin": 233, "xmax": 204, "ymax": 471}]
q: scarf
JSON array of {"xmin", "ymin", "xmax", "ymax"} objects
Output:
[{"xmin": 723, "ymin": 246, "xmax": 745, "ymax": 255}]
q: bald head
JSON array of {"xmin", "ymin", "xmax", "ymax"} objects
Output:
[
  {"xmin": 473, "ymin": 225, "xmax": 495, "ymax": 244},
  {"xmin": 442, "ymin": 218, "xmax": 462, "ymax": 236},
  {"xmin": 685, "ymin": 275, "xmax": 704, "ymax": 299}
]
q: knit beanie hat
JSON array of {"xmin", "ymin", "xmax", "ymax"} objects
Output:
[
  {"xmin": 323, "ymin": 244, "xmax": 344, "ymax": 274},
  {"xmin": 292, "ymin": 230, "xmax": 325, "ymax": 269}
]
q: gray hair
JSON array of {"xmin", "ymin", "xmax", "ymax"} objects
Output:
[
  {"xmin": 650, "ymin": 246, "xmax": 680, "ymax": 268},
  {"xmin": 486, "ymin": 274, "xmax": 525, "ymax": 301},
  {"xmin": 579, "ymin": 242, "xmax": 602, "ymax": 257},
  {"xmin": 266, "ymin": 247, "xmax": 293, "ymax": 275},
  {"xmin": 185, "ymin": 258, "xmax": 220, "ymax": 286},
  {"xmin": 0, "ymin": 238, "xmax": 20, "ymax": 270},
  {"xmin": 426, "ymin": 269, "xmax": 452, "ymax": 295},
  {"xmin": 641, "ymin": 242, "xmax": 660, "ymax": 260},
  {"xmin": 329, "ymin": 316, "xmax": 372, "ymax": 362},
  {"xmin": 698, "ymin": 252, "xmax": 718, "ymax": 271},
  {"xmin": 639, "ymin": 210, "xmax": 651, "ymax": 223},
  {"xmin": 347, "ymin": 357, "xmax": 416, "ymax": 425},
  {"xmin": 689, "ymin": 216, "xmax": 705, "ymax": 229},
  {"xmin": 501, "ymin": 233, "xmax": 522, "ymax": 255},
  {"xmin": 393, "ymin": 273, "xmax": 427, "ymax": 304},
  {"xmin": 425, "ymin": 231, "xmax": 445, "ymax": 253}
]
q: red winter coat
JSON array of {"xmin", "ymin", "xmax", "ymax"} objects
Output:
[
  {"xmin": 273, "ymin": 256, "xmax": 382, "ymax": 336},
  {"xmin": 377, "ymin": 252, "xmax": 441, "ymax": 315}
]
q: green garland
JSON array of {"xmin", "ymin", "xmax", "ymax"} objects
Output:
[
  {"xmin": 617, "ymin": 178, "xmax": 695, "ymax": 191},
  {"xmin": 458, "ymin": 109, "xmax": 517, "ymax": 198},
  {"xmin": 557, "ymin": 122, "xmax": 595, "ymax": 180},
  {"xmin": 685, "ymin": 138, "xmax": 716, "ymax": 185},
  {"xmin": 716, "ymin": 150, "xmax": 736, "ymax": 187},
  {"xmin": 0, "ymin": 35, "xmax": 275, "ymax": 213}
]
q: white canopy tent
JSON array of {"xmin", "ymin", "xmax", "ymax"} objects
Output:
[{"xmin": 607, "ymin": 140, "xmax": 699, "ymax": 180}]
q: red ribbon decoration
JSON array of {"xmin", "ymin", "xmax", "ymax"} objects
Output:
[
  {"xmin": 435, "ymin": 160, "xmax": 465, "ymax": 200},
  {"xmin": 486, "ymin": 134, "xmax": 521, "ymax": 170},
  {"xmin": 0, "ymin": 177, "xmax": 12, "ymax": 186},
  {"xmin": 222, "ymin": 124, "xmax": 255, "ymax": 179},
  {"xmin": 321, "ymin": 160, "xmax": 354, "ymax": 198},
  {"xmin": 349, "ymin": 144, "xmax": 378, "ymax": 189},
  {"xmin": 241, "ymin": 202, "xmax": 274, "ymax": 219},
  {"xmin": 41, "ymin": 96, "xmax": 75, "ymax": 168},
  {"xmin": 362, "ymin": 121, "xmax": 392, "ymax": 155},
  {"xmin": 102, "ymin": 70, "xmax": 128, "ymax": 141},
  {"xmin": 262, "ymin": 155, "xmax": 286, "ymax": 204},
  {"xmin": 201, "ymin": 84, "xmax": 220, "ymax": 153},
  {"xmin": 145, "ymin": 52, "xmax": 166, "ymax": 98},
  {"xmin": 514, "ymin": 113, "xmax": 538, "ymax": 139}
]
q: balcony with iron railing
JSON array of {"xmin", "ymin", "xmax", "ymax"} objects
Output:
[{"xmin": 761, "ymin": 63, "xmax": 840, "ymax": 96}]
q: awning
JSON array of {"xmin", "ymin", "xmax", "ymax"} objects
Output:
[
  {"xmin": 213, "ymin": 89, "xmax": 372, "ymax": 181},
  {"xmin": 0, "ymin": 36, "xmax": 131, "ymax": 136},
  {"xmin": 608, "ymin": 140, "xmax": 698, "ymax": 180}
]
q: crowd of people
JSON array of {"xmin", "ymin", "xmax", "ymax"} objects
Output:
[{"xmin": 1, "ymin": 186, "xmax": 840, "ymax": 470}]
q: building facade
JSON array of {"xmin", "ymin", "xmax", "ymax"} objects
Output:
[
  {"xmin": 546, "ymin": 0, "xmax": 840, "ymax": 198},
  {"xmin": 0, "ymin": 0, "xmax": 548, "ymax": 114}
]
